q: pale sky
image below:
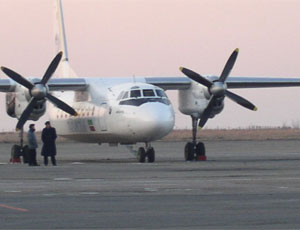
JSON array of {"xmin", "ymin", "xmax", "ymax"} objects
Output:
[{"xmin": 0, "ymin": 0, "xmax": 300, "ymax": 131}]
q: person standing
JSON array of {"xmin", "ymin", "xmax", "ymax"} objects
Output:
[
  {"xmin": 27, "ymin": 124, "xmax": 39, "ymax": 166},
  {"xmin": 41, "ymin": 121, "xmax": 57, "ymax": 166}
]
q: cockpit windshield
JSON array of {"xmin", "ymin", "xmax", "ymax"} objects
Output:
[
  {"xmin": 155, "ymin": 89, "xmax": 167, "ymax": 98},
  {"xmin": 118, "ymin": 87, "xmax": 170, "ymax": 106},
  {"xmin": 117, "ymin": 91, "xmax": 125, "ymax": 100},
  {"xmin": 122, "ymin": 91, "xmax": 129, "ymax": 100},
  {"xmin": 143, "ymin": 89, "xmax": 155, "ymax": 97},
  {"xmin": 130, "ymin": 90, "xmax": 141, "ymax": 98}
]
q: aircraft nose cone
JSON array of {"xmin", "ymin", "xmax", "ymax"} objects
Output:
[{"xmin": 133, "ymin": 103, "xmax": 175, "ymax": 141}]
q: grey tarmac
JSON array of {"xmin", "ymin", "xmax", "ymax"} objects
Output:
[{"xmin": 0, "ymin": 140, "xmax": 300, "ymax": 229}]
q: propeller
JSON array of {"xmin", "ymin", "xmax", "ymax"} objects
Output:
[
  {"xmin": 180, "ymin": 48, "xmax": 257, "ymax": 129},
  {"xmin": 1, "ymin": 51, "xmax": 77, "ymax": 130}
]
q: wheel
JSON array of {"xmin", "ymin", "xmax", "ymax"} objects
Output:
[
  {"xmin": 11, "ymin": 145, "xmax": 21, "ymax": 158},
  {"xmin": 196, "ymin": 142, "xmax": 205, "ymax": 156},
  {"xmin": 11, "ymin": 145, "xmax": 22, "ymax": 163},
  {"xmin": 137, "ymin": 147, "xmax": 146, "ymax": 163},
  {"xmin": 22, "ymin": 145, "xmax": 30, "ymax": 164},
  {"xmin": 195, "ymin": 142, "xmax": 206, "ymax": 161},
  {"xmin": 184, "ymin": 142, "xmax": 194, "ymax": 161},
  {"xmin": 147, "ymin": 147, "xmax": 155, "ymax": 163}
]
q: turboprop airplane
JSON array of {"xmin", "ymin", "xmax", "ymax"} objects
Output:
[{"xmin": 2, "ymin": 0, "xmax": 300, "ymax": 163}]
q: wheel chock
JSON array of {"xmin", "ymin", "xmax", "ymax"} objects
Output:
[
  {"xmin": 10, "ymin": 157, "xmax": 21, "ymax": 163},
  {"xmin": 196, "ymin": 155, "xmax": 207, "ymax": 161}
]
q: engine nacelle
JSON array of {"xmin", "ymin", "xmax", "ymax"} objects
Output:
[
  {"xmin": 178, "ymin": 81, "xmax": 224, "ymax": 118},
  {"xmin": 6, "ymin": 93, "xmax": 16, "ymax": 118},
  {"xmin": 6, "ymin": 86, "xmax": 46, "ymax": 121}
]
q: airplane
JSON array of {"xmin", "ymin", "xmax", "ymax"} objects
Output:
[{"xmin": 1, "ymin": 0, "xmax": 300, "ymax": 163}]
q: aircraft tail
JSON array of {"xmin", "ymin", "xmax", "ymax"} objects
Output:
[{"xmin": 54, "ymin": 0, "xmax": 77, "ymax": 78}]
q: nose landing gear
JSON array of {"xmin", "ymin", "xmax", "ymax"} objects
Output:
[
  {"xmin": 137, "ymin": 143, "xmax": 155, "ymax": 163},
  {"xmin": 184, "ymin": 116, "xmax": 206, "ymax": 161}
]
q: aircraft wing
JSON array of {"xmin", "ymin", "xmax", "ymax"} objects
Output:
[
  {"xmin": 1, "ymin": 76, "xmax": 300, "ymax": 92},
  {"xmin": 226, "ymin": 77, "xmax": 300, "ymax": 88},
  {"xmin": 145, "ymin": 76, "xmax": 300, "ymax": 90},
  {"xmin": 0, "ymin": 78, "xmax": 87, "ymax": 92},
  {"xmin": 0, "ymin": 79, "xmax": 16, "ymax": 92},
  {"xmin": 47, "ymin": 78, "xmax": 87, "ymax": 91}
]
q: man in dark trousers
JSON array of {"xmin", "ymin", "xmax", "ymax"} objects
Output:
[
  {"xmin": 27, "ymin": 124, "xmax": 39, "ymax": 166},
  {"xmin": 41, "ymin": 121, "xmax": 57, "ymax": 166}
]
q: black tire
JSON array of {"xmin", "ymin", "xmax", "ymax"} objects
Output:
[
  {"xmin": 22, "ymin": 145, "xmax": 30, "ymax": 164},
  {"xmin": 11, "ymin": 145, "xmax": 21, "ymax": 159},
  {"xmin": 184, "ymin": 142, "xmax": 194, "ymax": 161},
  {"xmin": 196, "ymin": 142, "xmax": 205, "ymax": 157},
  {"xmin": 137, "ymin": 147, "xmax": 146, "ymax": 163},
  {"xmin": 147, "ymin": 148, "xmax": 155, "ymax": 163}
]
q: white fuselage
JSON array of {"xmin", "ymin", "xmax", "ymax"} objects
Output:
[{"xmin": 48, "ymin": 78, "xmax": 175, "ymax": 144}]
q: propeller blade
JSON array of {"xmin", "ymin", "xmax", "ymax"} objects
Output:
[
  {"xmin": 179, "ymin": 67, "xmax": 213, "ymax": 88},
  {"xmin": 41, "ymin": 51, "xmax": 63, "ymax": 85},
  {"xmin": 225, "ymin": 90, "xmax": 258, "ymax": 111},
  {"xmin": 46, "ymin": 93, "xmax": 77, "ymax": 116},
  {"xmin": 219, "ymin": 48, "xmax": 239, "ymax": 83},
  {"xmin": 1, "ymin": 67, "xmax": 34, "ymax": 90},
  {"xmin": 16, "ymin": 97, "xmax": 39, "ymax": 130},
  {"xmin": 199, "ymin": 96, "xmax": 217, "ymax": 129}
]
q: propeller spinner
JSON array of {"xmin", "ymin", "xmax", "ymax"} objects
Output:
[
  {"xmin": 1, "ymin": 51, "xmax": 77, "ymax": 130},
  {"xmin": 180, "ymin": 48, "xmax": 257, "ymax": 129}
]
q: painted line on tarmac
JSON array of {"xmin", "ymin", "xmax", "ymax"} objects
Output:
[
  {"xmin": 0, "ymin": 204, "xmax": 29, "ymax": 212},
  {"xmin": 207, "ymin": 177, "xmax": 300, "ymax": 182},
  {"xmin": 4, "ymin": 190, "xmax": 22, "ymax": 193},
  {"xmin": 80, "ymin": 192, "xmax": 99, "ymax": 195},
  {"xmin": 54, "ymin": 178, "xmax": 72, "ymax": 181},
  {"xmin": 144, "ymin": 188, "xmax": 158, "ymax": 192},
  {"xmin": 42, "ymin": 193, "xmax": 57, "ymax": 197}
]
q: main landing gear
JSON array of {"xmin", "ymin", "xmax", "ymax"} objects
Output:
[
  {"xmin": 184, "ymin": 116, "xmax": 206, "ymax": 161},
  {"xmin": 137, "ymin": 143, "xmax": 155, "ymax": 163},
  {"xmin": 10, "ymin": 128, "xmax": 29, "ymax": 163}
]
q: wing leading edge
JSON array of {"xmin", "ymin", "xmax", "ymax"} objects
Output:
[
  {"xmin": 1, "ymin": 76, "xmax": 300, "ymax": 93},
  {"xmin": 145, "ymin": 76, "xmax": 300, "ymax": 90},
  {"xmin": 226, "ymin": 77, "xmax": 300, "ymax": 88},
  {"xmin": 0, "ymin": 78, "xmax": 87, "ymax": 92}
]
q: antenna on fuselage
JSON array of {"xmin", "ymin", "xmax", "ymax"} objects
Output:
[{"xmin": 133, "ymin": 74, "xmax": 136, "ymax": 84}]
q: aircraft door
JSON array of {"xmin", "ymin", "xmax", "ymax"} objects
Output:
[{"xmin": 98, "ymin": 103, "xmax": 108, "ymax": 131}]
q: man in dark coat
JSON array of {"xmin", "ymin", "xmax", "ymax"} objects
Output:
[
  {"xmin": 41, "ymin": 121, "xmax": 57, "ymax": 166},
  {"xmin": 27, "ymin": 124, "xmax": 39, "ymax": 166}
]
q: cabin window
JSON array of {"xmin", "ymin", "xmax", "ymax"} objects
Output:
[
  {"xmin": 156, "ymin": 89, "xmax": 167, "ymax": 98},
  {"xmin": 143, "ymin": 89, "xmax": 155, "ymax": 97},
  {"xmin": 130, "ymin": 90, "xmax": 141, "ymax": 98}
]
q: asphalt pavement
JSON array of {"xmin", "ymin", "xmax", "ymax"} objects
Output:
[{"xmin": 0, "ymin": 140, "xmax": 300, "ymax": 229}]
